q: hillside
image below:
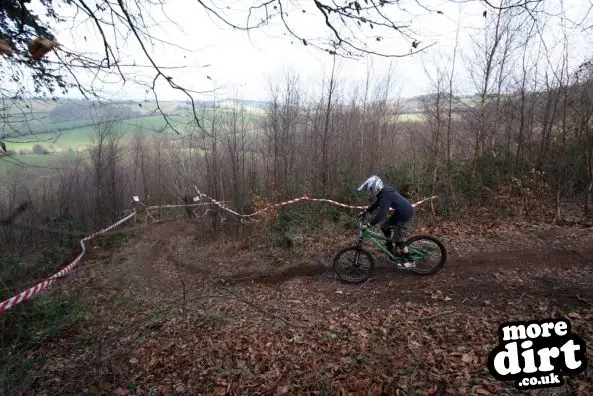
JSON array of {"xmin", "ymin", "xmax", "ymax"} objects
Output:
[
  {"xmin": 0, "ymin": 99, "xmax": 268, "ymax": 155},
  {"xmin": 0, "ymin": 94, "xmax": 472, "ymax": 152},
  {"xmin": 3, "ymin": 0, "xmax": 593, "ymax": 394},
  {"xmin": 6, "ymin": 212, "xmax": 593, "ymax": 395}
]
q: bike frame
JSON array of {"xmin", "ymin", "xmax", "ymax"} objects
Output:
[{"xmin": 356, "ymin": 214, "xmax": 433, "ymax": 262}]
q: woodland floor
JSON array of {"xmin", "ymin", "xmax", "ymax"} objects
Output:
[{"xmin": 10, "ymin": 214, "xmax": 593, "ymax": 395}]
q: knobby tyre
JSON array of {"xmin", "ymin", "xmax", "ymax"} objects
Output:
[
  {"xmin": 333, "ymin": 246, "xmax": 375, "ymax": 284},
  {"xmin": 404, "ymin": 235, "xmax": 447, "ymax": 275}
]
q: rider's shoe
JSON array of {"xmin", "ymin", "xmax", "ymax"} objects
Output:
[
  {"xmin": 396, "ymin": 260, "xmax": 416, "ymax": 269},
  {"xmin": 400, "ymin": 253, "xmax": 416, "ymax": 269},
  {"xmin": 402, "ymin": 261, "xmax": 416, "ymax": 269}
]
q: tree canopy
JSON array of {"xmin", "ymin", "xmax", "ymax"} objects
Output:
[{"xmin": 0, "ymin": 0, "xmax": 550, "ymax": 134}]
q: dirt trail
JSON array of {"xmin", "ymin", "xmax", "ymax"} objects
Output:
[{"xmin": 123, "ymin": 219, "xmax": 593, "ymax": 309}]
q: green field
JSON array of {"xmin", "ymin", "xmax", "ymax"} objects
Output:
[
  {"xmin": 1, "ymin": 98, "xmax": 271, "ymax": 155},
  {"xmin": 0, "ymin": 99, "xmax": 270, "ymax": 172},
  {"xmin": 0, "ymin": 97, "xmax": 437, "ymax": 172},
  {"xmin": 0, "ymin": 153, "xmax": 79, "ymax": 174},
  {"xmin": 394, "ymin": 113, "xmax": 425, "ymax": 122},
  {"xmin": 4, "ymin": 115, "xmax": 190, "ymax": 153}
]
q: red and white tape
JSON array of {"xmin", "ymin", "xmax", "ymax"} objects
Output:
[
  {"xmin": 0, "ymin": 193, "xmax": 438, "ymax": 314},
  {"xmin": 193, "ymin": 189, "xmax": 438, "ymax": 218},
  {"xmin": 0, "ymin": 211, "xmax": 136, "ymax": 314},
  {"xmin": 145, "ymin": 203, "xmax": 215, "ymax": 210}
]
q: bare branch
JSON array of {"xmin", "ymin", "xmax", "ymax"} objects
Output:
[{"xmin": 115, "ymin": 0, "xmax": 209, "ymax": 135}]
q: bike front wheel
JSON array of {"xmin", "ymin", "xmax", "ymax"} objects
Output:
[
  {"xmin": 333, "ymin": 246, "xmax": 375, "ymax": 284},
  {"xmin": 404, "ymin": 235, "xmax": 447, "ymax": 275}
]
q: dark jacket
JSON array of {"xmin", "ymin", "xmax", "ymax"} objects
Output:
[{"xmin": 366, "ymin": 186, "xmax": 415, "ymax": 226}]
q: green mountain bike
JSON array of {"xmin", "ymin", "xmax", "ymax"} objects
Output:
[{"xmin": 333, "ymin": 212, "xmax": 447, "ymax": 283}]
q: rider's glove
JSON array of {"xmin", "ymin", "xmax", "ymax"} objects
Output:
[{"xmin": 359, "ymin": 210, "xmax": 367, "ymax": 217}]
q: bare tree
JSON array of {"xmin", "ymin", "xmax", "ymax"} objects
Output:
[
  {"xmin": 421, "ymin": 59, "xmax": 447, "ymax": 215},
  {"xmin": 445, "ymin": 9, "xmax": 462, "ymax": 201},
  {"xmin": 6, "ymin": 0, "xmax": 535, "ymax": 146},
  {"xmin": 320, "ymin": 52, "xmax": 339, "ymax": 195},
  {"xmin": 88, "ymin": 117, "xmax": 118, "ymax": 223},
  {"xmin": 465, "ymin": 0, "xmax": 526, "ymax": 182},
  {"xmin": 264, "ymin": 69, "xmax": 301, "ymax": 199},
  {"xmin": 573, "ymin": 63, "xmax": 593, "ymax": 216}
]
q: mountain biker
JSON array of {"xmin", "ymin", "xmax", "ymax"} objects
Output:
[{"xmin": 357, "ymin": 175, "xmax": 415, "ymax": 268}]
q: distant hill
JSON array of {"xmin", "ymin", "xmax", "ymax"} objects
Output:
[
  {"xmin": 396, "ymin": 94, "xmax": 479, "ymax": 114},
  {"xmin": 6, "ymin": 94, "xmax": 480, "ymax": 126},
  {"xmin": 0, "ymin": 93, "xmax": 483, "ymax": 156}
]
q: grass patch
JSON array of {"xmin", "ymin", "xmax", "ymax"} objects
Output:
[
  {"xmin": 0, "ymin": 294, "xmax": 86, "ymax": 393},
  {"xmin": 55, "ymin": 114, "xmax": 188, "ymax": 150},
  {"xmin": 392, "ymin": 113, "xmax": 425, "ymax": 123},
  {"xmin": 3, "ymin": 114, "xmax": 189, "ymax": 153},
  {"xmin": 0, "ymin": 153, "xmax": 67, "ymax": 170},
  {"xmin": 2, "ymin": 105, "xmax": 267, "ymax": 156},
  {"xmin": 0, "ymin": 228, "xmax": 138, "ymax": 394}
]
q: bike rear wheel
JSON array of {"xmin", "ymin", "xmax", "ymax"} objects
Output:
[
  {"xmin": 404, "ymin": 235, "xmax": 447, "ymax": 275},
  {"xmin": 333, "ymin": 246, "xmax": 375, "ymax": 284}
]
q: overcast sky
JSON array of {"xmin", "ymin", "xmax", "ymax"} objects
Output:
[{"xmin": 24, "ymin": 0, "xmax": 593, "ymax": 102}]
